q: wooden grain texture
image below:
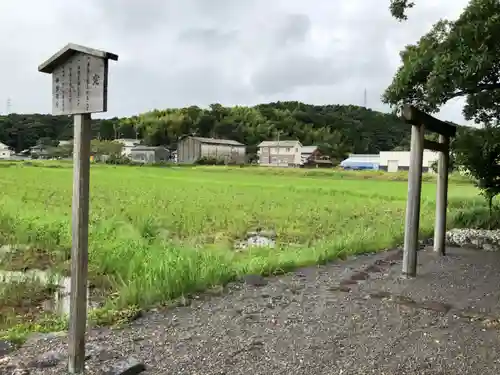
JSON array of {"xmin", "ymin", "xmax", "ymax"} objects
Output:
[
  {"xmin": 68, "ymin": 114, "xmax": 92, "ymax": 374},
  {"xmin": 51, "ymin": 52, "xmax": 108, "ymax": 115},
  {"xmin": 433, "ymin": 134, "xmax": 450, "ymax": 256},
  {"xmin": 401, "ymin": 104, "xmax": 457, "ymax": 137},
  {"xmin": 402, "ymin": 124, "xmax": 424, "ymax": 277},
  {"xmin": 423, "ymin": 139, "xmax": 448, "ymax": 153},
  {"xmin": 38, "ymin": 43, "xmax": 118, "ymax": 73}
]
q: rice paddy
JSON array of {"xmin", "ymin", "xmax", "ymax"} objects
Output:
[{"xmin": 0, "ymin": 162, "xmax": 484, "ymax": 336}]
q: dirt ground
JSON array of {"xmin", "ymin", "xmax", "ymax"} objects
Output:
[{"xmin": 3, "ymin": 246, "xmax": 500, "ymax": 375}]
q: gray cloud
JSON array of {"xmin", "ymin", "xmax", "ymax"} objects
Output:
[
  {"xmin": 251, "ymin": 54, "xmax": 340, "ymax": 95},
  {"xmin": 177, "ymin": 28, "xmax": 238, "ymax": 49},
  {"xmin": 0, "ymin": 0, "xmax": 473, "ymax": 124},
  {"xmin": 274, "ymin": 14, "xmax": 312, "ymax": 46}
]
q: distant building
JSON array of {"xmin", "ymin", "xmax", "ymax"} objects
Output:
[
  {"xmin": 177, "ymin": 136, "xmax": 246, "ymax": 164},
  {"xmin": 300, "ymin": 145, "xmax": 319, "ymax": 165},
  {"xmin": 340, "ymin": 154, "xmax": 380, "ymax": 170},
  {"xmin": 114, "ymin": 138, "xmax": 141, "ymax": 157},
  {"xmin": 58, "ymin": 140, "xmax": 73, "ymax": 147},
  {"xmin": 340, "ymin": 151, "xmax": 440, "ymax": 172},
  {"xmin": 129, "ymin": 146, "xmax": 169, "ymax": 164},
  {"xmin": 257, "ymin": 140, "xmax": 302, "ymax": 167},
  {"xmin": 0, "ymin": 142, "xmax": 14, "ymax": 159},
  {"xmin": 299, "ymin": 145, "xmax": 332, "ymax": 167},
  {"xmin": 29, "ymin": 144, "xmax": 50, "ymax": 159},
  {"xmin": 379, "ymin": 150, "xmax": 439, "ymax": 172}
]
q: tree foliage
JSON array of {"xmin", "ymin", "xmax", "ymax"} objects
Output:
[
  {"xmin": 384, "ymin": 0, "xmax": 500, "ymax": 125},
  {"xmin": 0, "ymin": 102, "xmax": 412, "ymax": 162},
  {"xmin": 387, "ymin": 0, "xmax": 500, "ymax": 219},
  {"xmin": 454, "ymin": 126, "xmax": 500, "ymax": 219},
  {"xmin": 390, "ymin": 0, "xmax": 415, "ymax": 20},
  {"xmin": 91, "ymin": 140, "xmax": 123, "ymax": 158}
]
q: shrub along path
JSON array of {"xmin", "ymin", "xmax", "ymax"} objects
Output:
[{"xmin": 2, "ymin": 246, "xmax": 500, "ymax": 375}]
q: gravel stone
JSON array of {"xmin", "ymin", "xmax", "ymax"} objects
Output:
[
  {"xmin": 27, "ymin": 351, "xmax": 65, "ymax": 368},
  {"xmin": 0, "ymin": 339, "xmax": 14, "ymax": 356},
  {"xmin": 446, "ymin": 228, "xmax": 500, "ymax": 250},
  {"xmin": 242, "ymin": 274, "xmax": 268, "ymax": 286},
  {"xmin": 98, "ymin": 357, "xmax": 146, "ymax": 375}
]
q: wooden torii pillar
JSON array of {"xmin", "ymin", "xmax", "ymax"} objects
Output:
[{"xmin": 400, "ymin": 105, "xmax": 457, "ymax": 277}]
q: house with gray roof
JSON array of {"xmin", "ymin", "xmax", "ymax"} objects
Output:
[
  {"xmin": 177, "ymin": 136, "xmax": 246, "ymax": 164},
  {"xmin": 257, "ymin": 140, "xmax": 302, "ymax": 167}
]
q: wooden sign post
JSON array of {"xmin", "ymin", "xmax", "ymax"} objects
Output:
[{"xmin": 38, "ymin": 43, "xmax": 118, "ymax": 374}]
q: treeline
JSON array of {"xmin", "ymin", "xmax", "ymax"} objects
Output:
[{"xmin": 0, "ymin": 102, "xmax": 412, "ymax": 161}]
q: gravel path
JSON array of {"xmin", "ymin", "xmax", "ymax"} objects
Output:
[{"xmin": 3, "ymin": 247, "xmax": 500, "ymax": 374}]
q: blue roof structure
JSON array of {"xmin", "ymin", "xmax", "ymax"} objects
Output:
[{"xmin": 340, "ymin": 154, "xmax": 380, "ymax": 170}]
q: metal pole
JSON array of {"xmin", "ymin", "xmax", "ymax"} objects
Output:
[
  {"xmin": 68, "ymin": 113, "xmax": 92, "ymax": 374},
  {"xmin": 433, "ymin": 134, "xmax": 449, "ymax": 256},
  {"xmin": 402, "ymin": 124, "xmax": 424, "ymax": 277}
]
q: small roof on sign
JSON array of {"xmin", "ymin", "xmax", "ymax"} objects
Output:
[{"xmin": 38, "ymin": 43, "xmax": 119, "ymax": 74}]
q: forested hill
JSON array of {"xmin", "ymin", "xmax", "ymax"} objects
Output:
[{"xmin": 0, "ymin": 102, "xmax": 411, "ymax": 160}]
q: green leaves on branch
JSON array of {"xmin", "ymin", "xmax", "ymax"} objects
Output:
[
  {"xmin": 453, "ymin": 126, "xmax": 500, "ymax": 219},
  {"xmin": 384, "ymin": 0, "xmax": 500, "ymax": 124},
  {"xmin": 389, "ymin": 0, "xmax": 415, "ymax": 20}
]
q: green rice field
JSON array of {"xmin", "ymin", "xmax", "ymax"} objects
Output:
[{"xmin": 0, "ymin": 162, "xmax": 486, "ymax": 336}]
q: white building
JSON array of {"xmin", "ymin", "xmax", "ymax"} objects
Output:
[
  {"xmin": 257, "ymin": 140, "xmax": 302, "ymax": 167},
  {"xmin": 114, "ymin": 138, "xmax": 141, "ymax": 157},
  {"xmin": 0, "ymin": 142, "xmax": 14, "ymax": 159},
  {"xmin": 58, "ymin": 140, "xmax": 73, "ymax": 147},
  {"xmin": 379, "ymin": 150, "xmax": 439, "ymax": 173}
]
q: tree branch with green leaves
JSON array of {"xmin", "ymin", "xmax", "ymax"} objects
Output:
[
  {"xmin": 384, "ymin": 0, "xmax": 500, "ymax": 124},
  {"xmin": 390, "ymin": 0, "xmax": 415, "ymax": 20}
]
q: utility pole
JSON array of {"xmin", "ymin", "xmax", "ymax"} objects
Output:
[
  {"xmin": 6, "ymin": 98, "xmax": 11, "ymax": 114},
  {"xmin": 363, "ymin": 89, "xmax": 367, "ymax": 108}
]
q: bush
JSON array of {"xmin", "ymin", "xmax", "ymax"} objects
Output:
[
  {"xmin": 105, "ymin": 155, "xmax": 132, "ymax": 165},
  {"xmin": 451, "ymin": 205, "xmax": 500, "ymax": 230},
  {"xmin": 195, "ymin": 157, "xmax": 218, "ymax": 165},
  {"xmin": 195, "ymin": 157, "xmax": 230, "ymax": 165}
]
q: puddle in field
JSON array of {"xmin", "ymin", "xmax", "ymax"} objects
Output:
[{"xmin": 0, "ymin": 269, "xmax": 101, "ymax": 316}]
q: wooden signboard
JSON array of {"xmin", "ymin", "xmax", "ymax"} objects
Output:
[
  {"xmin": 39, "ymin": 43, "xmax": 118, "ymax": 375},
  {"xmin": 51, "ymin": 53, "xmax": 108, "ymax": 115}
]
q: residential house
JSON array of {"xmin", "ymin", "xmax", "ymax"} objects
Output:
[
  {"xmin": 257, "ymin": 140, "xmax": 302, "ymax": 167},
  {"xmin": 177, "ymin": 136, "xmax": 246, "ymax": 164},
  {"xmin": 379, "ymin": 150, "xmax": 439, "ymax": 173},
  {"xmin": 58, "ymin": 140, "xmax": 73, "ymax": 147},
  {"xmin": 29, "ymin": 144, "xmax": 50, "ymax": 159},
  {"xmin": 129, "ymin": 146, "xmax": 169, "ymax": 164},
  {"xmin": 300, "ymin": 145, "xmax": 319, "ymax": 165},
  {"xmin": 340, "ymin": 154, "xmax": 380, "ymax": 170},
  {"xmin": 299, "ymin": 145, "xmax": 333, "ymax": 167},
  {"xmin": 114, "ymin": 138, "xmax": 141, "ymax": 157},
  {"xmin": 0, "ymin": 142, "xmax": 14, "ymax": 159}
]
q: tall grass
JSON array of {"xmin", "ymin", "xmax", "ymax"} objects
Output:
[{"xmin": 0, "ymin": 163, "xmax": 482, "ymax": 309}]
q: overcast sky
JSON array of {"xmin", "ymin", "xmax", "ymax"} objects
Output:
[{"xmin": 0, "ymin": 0, "xmax": 472, "ymax": 124}]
